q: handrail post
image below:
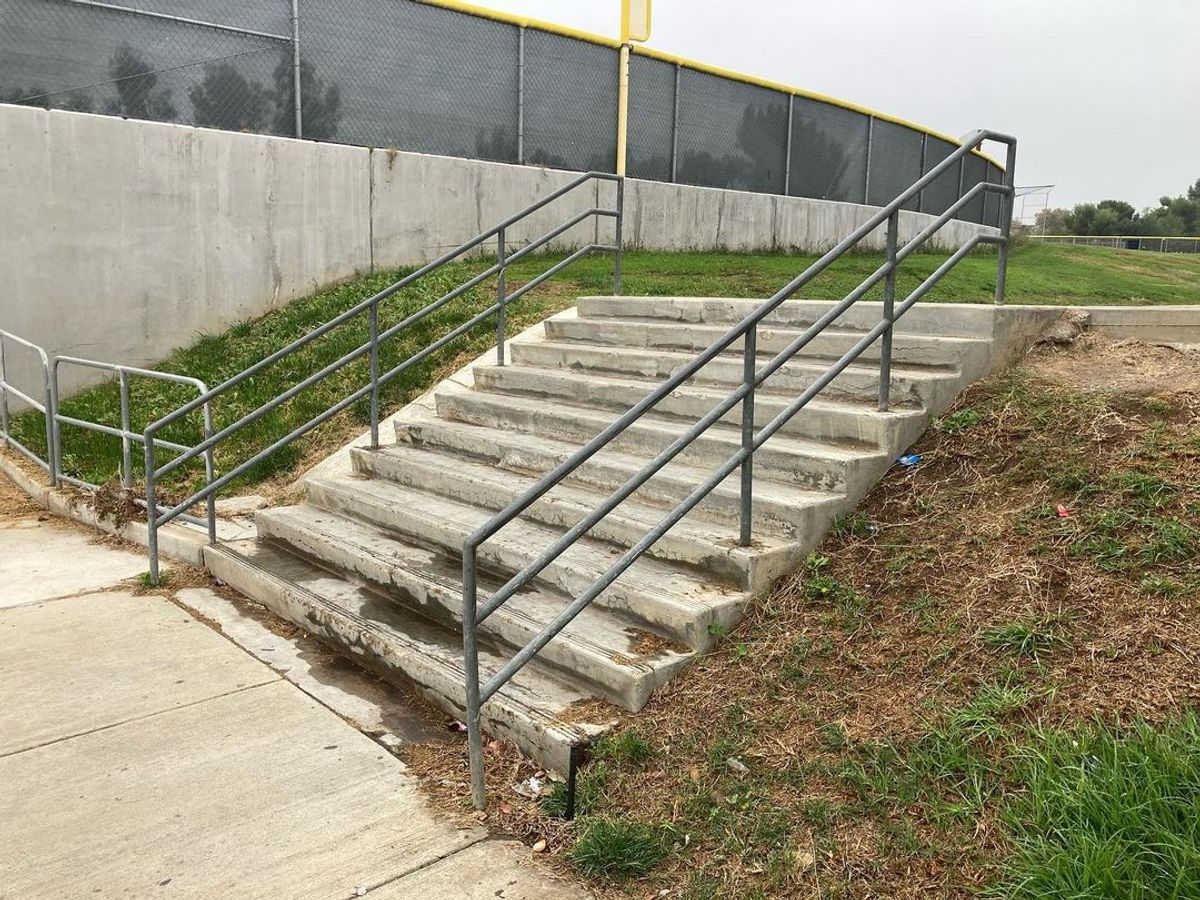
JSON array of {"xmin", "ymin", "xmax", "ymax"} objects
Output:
[
  {"xmin": 495, "ymin": 226, "xmax": 507, "ymax": 366},
  {"xmin": 203, "ymin": 400, "xmax": 217, "ymax": 544},
  {"xmin": 462, "ymin": 545, "xmax": 487, "ymax": 810},
  {"xmin": 738, "ymin": 323, "xmax": 756, "ymax": 547},
  {"xmin": 145, "ymin": 437, "xmax": 159, "ymax": 585},
  {"xmin": 48, "ymin": 358, "xmax": 60, "ymax": 487},
  {"xmin": 119, "ymin": 371, "xmax": 133, "ymax": 489},
  {"xmin": 994, "ymin": 139, "xmax": 1018, "ymax": 305},
  {"xmin": 613, "ymin": 178, "xmax": 624, "ymax": 296},
  {"xmin": 369, "ymin": 298, "xmax": 380, "ymax": 448},
  {"xmin": 879, "ymin": 211, "xmax": 899, "ymax": 411}
]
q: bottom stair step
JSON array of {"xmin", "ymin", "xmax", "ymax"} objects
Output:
[{"xmin": 202, "ymin": 538, "xmax": 614, "ymax": 774}]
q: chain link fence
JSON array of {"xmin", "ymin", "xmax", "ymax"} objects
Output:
[{"xmin": 0, "ymin": 0, "xmax": 1003, "ymax": 225}]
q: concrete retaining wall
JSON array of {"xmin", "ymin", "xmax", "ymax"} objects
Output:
[{"xmin": 0, "ymin": 103, "xmax": 998, "ymax": 395}]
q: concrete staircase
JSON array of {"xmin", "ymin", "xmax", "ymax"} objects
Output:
[{"xmin": 204, "ymin": 296, "xmax": 1047, "ymax": 770}]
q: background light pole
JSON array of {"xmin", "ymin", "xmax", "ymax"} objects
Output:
[{"xmin": 616, "ymin": 0, "xmax": 652, "ymax": 176}]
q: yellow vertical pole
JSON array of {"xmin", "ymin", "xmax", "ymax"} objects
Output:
[{"xmin": 616, "ymin": 41, "xmax": 630, "ymax": 176}]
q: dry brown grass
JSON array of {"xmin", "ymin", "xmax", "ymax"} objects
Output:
[{"xmin": 400, "ymin": 338, "xmax": 1200, "ymax": 898}]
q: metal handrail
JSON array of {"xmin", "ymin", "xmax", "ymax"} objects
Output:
[
  {"xmin": 52, "ymin": 355, "xmax": 216, "ymax": 535},
  {"xmin": 0, "ymin": 329, "xmax": 56, "ymax": 480},
  {"xmin": 141, "ymin": 171, "xmax": 624, "ymax": 581},
  {"xmin": 460, "ymin": 129, "xmax": 1018, "ymax": 807}
]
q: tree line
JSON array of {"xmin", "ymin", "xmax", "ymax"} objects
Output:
[
  {"xmin": 1, "ymin": 45, "xmax": 341, "ymax": 140},
  {"xmin": 1035, "ymin": 180, "xmax": 1200, "ymax": 237}
]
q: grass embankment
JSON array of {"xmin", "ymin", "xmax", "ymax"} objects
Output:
[
  {"xmin": 413, "ymin": 338, "xmax": 1200, "ymax": 898},
  {"xmin": 10, "ymin": 241, "xmax": 1197, "ymax": 495}
]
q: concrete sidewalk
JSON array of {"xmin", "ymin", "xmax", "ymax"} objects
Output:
[{"xmin": 0, "ymin": 477, "xmax": 588, "ymax": 899}]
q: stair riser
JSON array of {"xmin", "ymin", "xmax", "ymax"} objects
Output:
[
  {"xmin": 510, "ymin": 341, "xmax": 939, "ymax": 408},
  {"xmin": 393, "ymin": 418, "xmax": 842, "ymax": 534},
  {"xmin": 576, "ymin": 297, "xmax": 1000, "ymax": 339},
  {"xmin": 546, "ymin": 318, "xmax": 976, "ymax": 369},
  {"xmin": 350, "ymin": 447, "xmax": 821, "ymax": 591},
  {"xmin": 302, "ymin": 478, "xmax": 739, "ymax": 650},
  {"xmin": 256, "ymin": 511, "xmax": 660, "ymax": 711},
  {"xmin": 473, "ymin": 366, "xmax": 923, "ymax": 451},
  {"xmin": 202, "ymin": 545, "xmax": 582, "ymax": 773},
  {"xmin": 434, "ymin": 391, "xmax": 879, "ymax": 494}
]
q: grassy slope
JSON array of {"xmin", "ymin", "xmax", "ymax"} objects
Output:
[
  {"xmin": 506, "ymin": 241, "xmax": 1200, "ymax": 306},
  {"xmin": 11, "ymin": 242, "xmax": 1198, "ymax": 494},
  {"xmin": 458, "ymin": 347, "xmax": 1196, "ymax": 898}
]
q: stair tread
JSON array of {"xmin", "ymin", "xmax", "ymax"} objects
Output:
[
  {"xmin": 304, "ymin": 472, "xmax": 744, "ymax": 613},
  {"xmin": 473, "ymin": 363, "xmax": 926, "ymax": 423},
  {"xmin": 365, "ymin": 441, "xmax": 837, "ymax": 539},
  {"xmin": 522, "ymin": 338, "xmax": 962, "ymax": 379},
  {"xmin": 257, "ymin": 504, "xmax": 693, "ymax": 706},
  {"xmin": 436, "ymin": 383, "xmax": 884, "ymax": 464},
  {"xmin": 210, "ymin": 537, "xmax": 602, "ymax": 727},
  {"xmin": 392, "ymin": 410, "xmax": 845, "ymax": 511},
  {"xmin": 568, "ymin": 314, "xmax": 990, "ymax": 348}
]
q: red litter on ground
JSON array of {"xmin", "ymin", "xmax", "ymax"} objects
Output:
[{"xmin": 1056, "ymin": 504, "xmax": 1071, "ymax": 518}]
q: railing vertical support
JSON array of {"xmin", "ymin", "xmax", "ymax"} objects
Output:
[
  {"xmin": 462, "ymin": 545, "xmax": 486, "ymax": 810},
  {"xmin": 614, "ymin": 179, "xmax": 624, "ymax": 296},
  {"xmin": 119, "ymin": 371, "xmax": 133, "ymax": 489},
  {"xmin": 994, "ymin": 139, "xmax": 1018, "ymax": 305},
  {"xmin": 738, "ymin": 324, "xmax": 756, "ymax": 547},
  {"xmin": 145, "ymin": 439, "xmax": 159, "ymax": 585},
  {"xmin": 369, "ymin": 298, "xmax": 380, "ymax": 448},
  {"xmin": 495, "ymin": 226, "xmax": 507, "ymax": 365},
  {"xmin": 203, "ymin": 400, "xmax": 217, "ymax": 545},
  {"xmin": 0, "ymin": 340, "xmax": 9, "ymax": 452},
  {"xmin": 47, "ymin": 362, "xmax": 60, "ymax": 487},
  {"xmin": 879, "ymin": 212, "xmax": 899, "ymax": 412}
]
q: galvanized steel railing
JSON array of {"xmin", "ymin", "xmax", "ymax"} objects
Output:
[
  {"xmin": 460, "ymin": 129, "xmax": 1017, "ymax": 807},
  {"xmin": 0, "ymin": 329, "xmax": 56, "ymax": 479},
  {"xmin": 139, "ymin": 171, "xmax": 624, "ymax": 582}
]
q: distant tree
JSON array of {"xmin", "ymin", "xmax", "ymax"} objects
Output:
[
  {"xmin": 1034, "ymin": 207, "xmax": 1069, "ymax": 234},
  {"xmin": 474, "ymin": 126, "xmax": 517, "ymax": 163},
  {"xmin": 189, "ymin": 64, "xmax": 270, "ymax": 132},
  {"xmin": 736, "ymin": 103, "xmax": 788, "ymax": 192},
  {"xmin": 2, "ymin": 84, "xmax": 97, "ymax": 114},
  {"xmin": 271, "ymin": 55, "xmax": 341, "ymax": 139},
  {"xmin": 106, "ymin": 45, "xmax": 176, "ymax": 121}
]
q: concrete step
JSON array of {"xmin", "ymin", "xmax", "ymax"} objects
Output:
[
  {"xmin": 296, "ymin": 473, "xmax": 746, "ymax": 651},
  {"xmin": 577, "ymin": 296, "xmax": 1002, "ymax": 339},
  {"xmin": 350, "ymin": 444, "xmax": 830, "ymax": 589},
  {"xmin": 202, "ymin": 538, "xmax": 608, "ymax": 774},
  {"xmin": 433, "ymin": 384, "xmax": 889, "ymax": 497},
  {"xmin": 510, "ymin": 339, "xmax": 958, "ymax": 409},
  {"xmin": 256, "ymin": 504, "xmax": 693, "ymax": 711},
  {"xmin": 471, "ymin": 364, "xmax": 928, "ymax": 452},
  {"xmin": 545, "ymin": 315, "xmax": 987, "ymax": 370}
]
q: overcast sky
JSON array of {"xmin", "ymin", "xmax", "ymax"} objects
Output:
[{"xmin": 483, "ymin": 0, "xmax": 1198, "ymax": 213}]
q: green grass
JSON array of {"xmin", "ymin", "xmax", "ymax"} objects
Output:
[
  {"xmin": 11, "ymin": 240, "xmax": 1196, "ymax": 495},
  {"xmin": 569, "ymin": 818, "xmax": 674, "ymax": 878},
  {"xmin": 988, "ymin": 713, "xmax": 1200, "ymax": 899},
  {"xmin": 505, "ymin": 241, "xmax": 1200, "ymax": 306}
]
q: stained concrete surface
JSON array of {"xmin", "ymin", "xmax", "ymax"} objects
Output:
[{"xmin": 0, "ymin": 494, "xmax": 589, "ymax": 899}]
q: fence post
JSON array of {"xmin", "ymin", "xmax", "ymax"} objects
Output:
[
  {"xmin": 670, "ymin": 63, "xmax": 681, "ymax": 182},
  {"xmin": 863, "ymin": 115, "xmax": 874, "ymax": 205},
  {"xmin": 145, "ymin": 439, "xmax": 159, "ymax": 585},
  {"xmin": 738, "ymin": 323, "xmax": 756, "ymax": 547},
  {"xmin": 516, "ymin": 26, "xmax": 525, "ymax": 164},
  {"xmin": 48, "ymin": 359, "xmax": 60, "ymax": 487},
  {"xmin": 879, "ymin": 212, "xmax": 899, "ymax": 411},
  {"xmin": 994, "ymin": 139, "xmax": 1018, "ymax": 305},
  {"xmin": 495, "ymin": 226, "xmax": 507, "ymax": 365},
  {"xmin": 614, "ymin": 178, "xmax": 624, "ymax": 296},
  {"xmin": 917, "ymin": 133, "xmax": 928, "ymax": 213},
  {"xmin": 782, "ymin": 94, "xmax": 794, "ymax": 196},
  {"xmin": 290, "ymin": 0, "xmax": 302, "ymax": 138}
]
